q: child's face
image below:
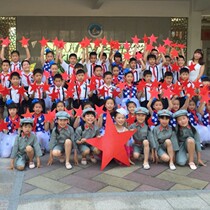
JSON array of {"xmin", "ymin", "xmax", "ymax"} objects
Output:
[
  {"xmin": 105, "ymin": 99, "xmax": 115, "ymax": 112},
  {"xmin": 115, "ymin": 113, "xmax": 126, "ymax": 126},
  {"xmin": 165, "ymin": 57, "xmax": 171, "ymax": 65},
  {"xmin": 177, "ymin": 115, "xmax": 189, "ymax": 127},
  {"xmin": 130, "ymin": 61, "xmax": 136, "ymax": 69},
  {"xmin": 112, "ymin": 67, "xmax": 119, "ymax": 76},
  {"xmin": 159, "ymin": 116, "xmax": 170, "ymax": 127},
  {"xmin": 202, "ymin": 81, "xmax": 210, "ymax": 86},
  {"xmin": 127, "ymin": 103, "xmax": 136, "ymax": 114},
  {"xmin": 8, "ymin": 108, "xmax": 17, "ymax": 117},
  {"xmin": 125, "ymin": 73, "xmax": 133, "ymax": 83},
  {"xmin": 11, "ymin": 76, "xmax": 20, "ymax": 86},
  {"xmin": 194, "ymin": 52, "xmax": 202, "ymax": 60},
  {"xmin": 102, "ymin": 55, "xmax": 107, "ymax": 63},
  {"xmin": 2, "ymin": 63, "xmax": 10, "ymax": 72},
  {"xmin": 94, "ymin": 67, "xmax": 102, "ymax": 77},
  {"xmin": 83, "ymin": 114, "xmax": 95, "ymax": 124},
  {"xmin": 136, "ymin": 113, "xmax": 146, "ymax": 124},
  {"xmin": 56, "ymin": 103, "xmax": 65, "ymax": 111},
  {"xmin": 114, "ymin": 57, "xmax": 121, "ymax": 63},
  {"xmin": 22, "ymin": 62, "xmax": 30, "ymax": 72},
  {"xmin": 148, "ymin": 58, "xmax": 156, "ymax": 66},
  {"xmin": 11, "ymin": 53, "xmax": 19, "ymax": 63},
  {"xmin": 177, "ymin": 58, "xmax": 185, "ymax": 67},
  {"xmin": 180, "ymin": 72, "xmax": 189, "ymax": 81},
  {"xmin": 34, "ymin": 73, "xmax": 43, "ymax": 83},
  {"xmin": 144, "ymin": 74, "xmax": 152, "ymax": 83},
  {"xmin": 104, "ymin": 75, "xmax": 113, "ymax": 85},
  {"xmin": 153, "ymin": 101, "xmax": 163, "ymax": 111},
  {"xmin": 164, "ymin": 76, "xmax": 173, "ymax": 85},
  {"xmin": 33, "ymin": 103, "xmax": 43, "ymax": 114},
  {"xmin": 90, "ymin": 55, "xmax": 97, "ymax": 64},
  {"xmin": 172, "ymin": 99, "xmax": 180, "ymax": 111},
  {"xmin": 57, "ymin": 119, "xmax": 68, "ymax": 128},
  {"xmin": 22, "ymin": 124, "xmax": 32, "ymax": 135},
  {"xmin": 188, "ymin": 101, "xmax": 196, "ymax": 111},
  {"xmin": 54, "ymin": 78, "xmax": 62, "ymax": 87},
  {"xmin": 69, "ymin": 56, "xmax": 77, "ymax": 64},
  {"xmin": 151, "ymin": 50, "xmax": 158, "ymax": 57},
  {"xmin": 46, "ymin": 52, "xmax": 54, "ymax": 62},
  {"xmin": 50, "ymin": 65, "xmax": 58, "ymax": 75},
  {"xmin": 76, "ymin": 73, "xmax": 85, "ymax": 82}
]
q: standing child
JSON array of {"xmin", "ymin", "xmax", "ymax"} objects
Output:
[
  {"xmin": 126, "ymin": 101, "xmax": 137, "ymax": 126},
  {"xmin": 48, "ymin": 111, "xmax": 77, "ymax": 169},
  {"xmin": 75, "ymin": 108, "xmax": 101, "ymax": 165},
  {"xmin": 153, "ymin": 110, "xmax": 179, "ymax": 170},
  {"xmin": 129, "ymin": 107, "xmax": 156, "ymax": 169},
  {"xmin": 112, "ymin": 65, "xmax": 123, "ymax": 85},
  {"xmin": 161, "ymin": 55, "xmax": 172, "ymax": 81},
  {"xmin": 173, "ymin": 110, "xmax": 206, "ymax": 170},
  {"xmin": 21, "ymin": 60, "xmax": 33, "ymax": 89},
  {"xmin": 47, "ymin": 63, "xmax": 59, "ymax": 86},
  {"xmin": 10, "ymin": 118, "xmax": 42, "ymax": 171}
]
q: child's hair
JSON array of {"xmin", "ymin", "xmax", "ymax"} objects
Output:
[
  {"xmin": 101, "ymin": 52, "xmax": 107, "ymax": 58},
  {"xmin": 147, "ymin": 54, "xmax": 156, "ymax": 61},
  {"xmin": 10, "ymin": 71, "xmax": 20, "ymax": 79},
  {"xmin": 74, "ymin": 63, "xmax": 84, "ymax": 69},
  {"xmin": 192, "ymin": 49, "xmax": 204, "ymax": 65},
  {"xmin": 165, "ymin": 55, "xmax": 171, "ymax": 60},
  {"xmin": 83, "ymin": 111, "xmax": 96, "ymax": 117},
  {"xmin": 93, "ymin": 65, "xmax": 102, "ymax": 72},
  {"xmin": 21, "ymin": 122, "xmax": 33, "ymax": 127},
  {"xmin": 180, "ymin": 67, "xmax": 189, "ymax": 75},
  {"xmin": 158, "ymin": 115, "xmax": 170, "ymax": 120},
  {"xmin": 69, "ymin": 53, "xmax": 77, "ymax": 59},
  {"xmin": 32, "ymin": 99, "xmax": 43, "ymax": 109},
  {"xmin": 76, "ymin": 69, "xmax": 85, "ymax": 75},
  {"xmin": 89, "ymin": 52, "xmax": 97, "ymax": 57},
  {"xmin": 126, "ymin": 101, "xmax": 137, "ymax": 109},
  {"xmin": 151, "ymin": 48, "xmax": 158, "ymax": 53},
  {"xmin": 164, "ymin": 71, "xmax": 173, "ymax": 78},
  {"xmin": 50, "ymin": 63, "xmax": 58, "ymax": 68},
  {"xmin": 151, "ymin": 99, "xmax": 163, "ymax": 110},
  {"xmin": 103, "ymin": 97, "xmax": 116, "ymax": 112},
  {"xmin": 53, "ymin": 73, "xmax": 63, "ymax": 80},
  {"xmin": 129, "ymin": 57, "xmax": 137, "ymax": 63},
  {"xmin": 11, "ymin": 50, "xmax": 20, "ymax": 56},
  {"xmin": 114, "ymin": 52, "xmax": 122, "ymax": 59},
  {"xmin": 1, "ymin": 59, "xmax": 10, "ymax": 66},
  {"xmin": 82, "ymin": 101, "xmax": 94, "ymax": 109},
  {"xmin": 111, "ymin": 65, "xmax": 119, "ymax": 71},
  {"xmin": 177, "ymin": 55, "xmax": 185, "ymax": 60},
  {"xmin": 124, "ymin": 70, "xmax": 133, "ymax": 77},
  {"xmin": 177, "ymin": 122, "xmax": 197, "ymax": 137},
  {"xmin": 143, "ymin": 70, "xmax": 152, "ymax": 77},
  {"xmin": 201, "ymin": 76, "xmax": 210, "ymax": 82},
  {"xmin": 103, "ymin": 71, "xmax": 113, "ymax": 78},
  {"xmin": 46, "ymin": 50, "xmax": 54, "ymax": 56},
  {"xmin": 7, "ymin": 102, "xmax": 18, "ymax": 110},
  {"xmin": 33, "ymin": 68, "xmax": 43, "ymax": 76},
  {"xmin": 21, "ymin": 59, "xmax": 30, "ymax": 66}
]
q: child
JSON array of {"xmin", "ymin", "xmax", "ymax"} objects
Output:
[
  {"xmin": 161, "ymin": 55, "xmax": 172, "ymax": 80},
  {"xmin": 173, "ymin": 55, "xmax": 186, "ymax": 83},
  {"xmin": 111, "ymin": 51, "xmax": 123, "ymax": 76},
  {"xmin": 40, "ymin": 48, "xmax": 56, "ymax": 72},
  {"xmin": 21, "ymin": 60, "xmax": 33, "ymax": 89},
  {"xmin": 126, "ymin": 101, "xmax": 137, "ymax": 126},
  {"xmin": 112, "ymin": 65, "xmax": 123, "ymax": 85},
  {"xmin": 129, "ymin": 107, "xmax": 156, "ymax": 169},
  {"xmin": 48, "ymin": 111, "xmax": 77, "ymax": 169},
  {"xmin": 0, "ymin": 101, "xmax": 20, "ymax": 158},
  {"xmin": 173, "ymin": 110, "xmax": 206, "ymax": 170},
  {"xmin": 72, "ymin": 69, "xmax": 92, "ymax": 108},
  {"xmin": 121, "ymin": 69, "xmax": 140, "ymax": 108},
  {"xmin": 31, "ymin": 99, "xmax": 50, "ymax": 155},
  {"xmin": 10, "ymin": 118, "xmax": 42, "ymax": 171},
  {"xmin": 48, "ymin": 63, "xmax": 59, "ymax": 86},
  {"xmin": 99, "ymin": 50, "xmax": 110, "ymax": 73},
  {"xmin": 75, "ymin": 108, "xmax": 101, "ymax": 165},
  {"xmin": 199, "ymin": 101, "xmax": 210, "ymax": 136},
  {"xmin": 28, "ymin": 68, "xmax": 46, "ymax": 112},
  {"xmin": 128, "ymin": 57, "xmax": 142, "ymax": 83},
  {"xmin": 153, "ymin": 110, "xmax": 179, "ymax": 170}
]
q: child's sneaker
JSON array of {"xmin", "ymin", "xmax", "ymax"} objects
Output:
[
  {"xmin": 90, "ymin": 155, "xmax": 97, "ymax": 163},
  {"xmin": 65, "ymin": 162, "xmax": 72, "ymax": 170},
  {"xmin": 169, "ymin": 163, "xmax": 176, "ymax": 170},
  {"xmin": 29, "ymin": 162, "xmax": 35, "ymax": 169},
  {"xmin": 81, "ymin": 158, "xmax": 87, "ymax": 165},
  {"xmin": 143, "ymin": 163, "xmax": 150, "ymax": 170}
]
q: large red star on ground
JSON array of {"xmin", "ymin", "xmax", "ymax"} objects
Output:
[{"xmin": 86, "ymin": 112, "xmax": 136, "ymax": 170}]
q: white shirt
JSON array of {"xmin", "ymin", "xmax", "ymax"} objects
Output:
[
  {"xmin": 188, "ymin": 60, "xmax": 202, "ymax": 82},
  {"xmin": 0, "ymin": 72, "xmax": 10, "ymax": 88},
  {"xmin": 6, "ymin": 86, "xmax": 27, "ymax": 103},
  {"xmin": 146, "ymin": 63, "xmax": 163, "ymax": 82},
  {"xmin": 98, "ymin": 83, "xmax": 117, "ymax": 99},
  {"xmin": 61, "ymin": 61, "xmax": 75, "ymax": 76},
  {"xmin": 73, "ymin": 81, "xmax": 90, "ymax": 100},
  {"xmin": 21, "ymin": 72, "xmax": 33, "ymax": 87},
  {"xmin": 130, "ymin": 68, "xmax": 142, "ymax": 83},
  {"xmin": 10, "ymin": 61, "xmax": 22, "ymax": 72},
  {"xmin": 48, "ymin": 86, "xmax": 66, "ymax": 101},
  {"xmin": 140, "ymin": 83, "xmax": 152, "ymax": 102},
  {"xmin": 84, "ymin": 60, "xmax": 101, "ymax": 78},
  {"xmin": 28, "ymin": 82, "xmax": 44, "ymax": 99}
]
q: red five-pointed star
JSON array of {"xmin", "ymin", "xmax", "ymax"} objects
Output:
[
  {"xmin": 74, "ymin": 106, "xmax": 83, "ymax": 117},
  {"xmin": 39, "ymin": 36, "xmax": 49, "ymax": 47},
  {"xmin": 157, "ymin": 44, "xmax": 166, "ymax": 54},
  {"xmin": 44, "ymin": 111, "xmax": 55, "ymax": 123},
  {"xmin": 163, "ymin": 38, "xmax": 172, "ymax": 46},
  {"xmin": 58, "ymin": 39, "xmax": 66, "ymax": 49},
  {"xmin": 136, "ymin": 80, "xmax": 146, "ymax": 91},
  {"xmin": 151, "ymin": 79, "xmax": 160, "ymax": 89},
  {"xmin": 0, "ymin": 120, "xmax": 8, "ymax": 132},
  {"xmin": 65, "ymin": 108, "xmax": 73, "ymax": 117},
  {"xmin": 17, "ymin": 86, "xmax": 26, "ymax": 96},
  {"xmin": 0, "ymin": 87, "xmax": 10, "ymax": 96},
  {"xmin": 49, "ymin": 91, "xmax": 59, "ymax": 101},
  {"xmin": 123, "ymin": 41, "xmax": 130, "ymax": 51},
  {"xmin": 146, "ymin": 44, "xmax": 154, "ymax": 52},
  {"xmin": 188, "ymin": 62, "xmax": 196, "ymax": 72},
  {"xmin": 200, "ymin": 93, "xmax": 210, "ymax": 104},
  {"xmin": 65, "ymin": 89, "xmax": 74, "ymax": 98},
  {"xmin": 124, "ymin": 52, "xmax": 131, "ymax": 60},
  {"xmin": 112, "ymin": 89, "xmax": 121, "ymax": 98},
  {"xmin": 135, "ymin": 52, "xmax": 142, "ymax": 60},
  {"xmin": 170, "ymin": 49, "xmax": 179, "ymax": 58},
  {"xmin": 149, "ymin": 34, "xmax": 158, "ymax": 44},
  {"xmin": 98, "ymin": 87, "xmax": 106, "ymax": 96},
  {"xmin": 30, "ymin": 83, "xmax": 39, "ymax": 92},
  {"xmin": 163, "ymin": 88, "xmax": 173, "ymax": 99},
  {"xmin": 142, "ymin": 34, "xmax": 149, "ymax": 43},
  {"xmin": 185, "ymin": 86, "xmax": 195, "ymax": 98},
  {"xmin": 171, "ymin": 62, "xmax": 179, "ymax": 72},
  {"xmin": 117, "ymin": 82, "xmax": 126, "ymax": 91},
  {"xmin": 131, "ymin": 35, "xmax": 140, "ymax": 44},
  {"xmin": 19, "ymin": 36, "xmax": 30, "ymax": 47},
  {"xmin": 101, "ymin": 37, "xmax": 108, "ymax": 46},
  {"xmin": 1, "ymin": 37, "xmax": 11, "ymax": 46},
  {"xmin": 86, "ymin": 112, "xmax": 136, "ymax": 170},
  {"xmin": 52, "ymin": 37, "xmax": 60, "ymax": 47},
  {"xmin": 149, "ymin": 88, "xmax": 159, "ymax": 99},
  {"xmin": 21, "ymin": 109, "xmax": 34, "ymax": 118},
  {"xmin": 42, "ymin": 82, "xmax": 50, "ymax": 92},
  {"xmin": 93, "ymin": 38, "xmax": 101, "ymax": 47},
  {"xmin": 95, "ymin": 105, "xmax": 105, "ymax": 118},
  {"xmin": 61, "ymin": 72, "xmax": 69, "ymax": 81},
  {"xmin": 89, "ymin": 80, "xmax": 96, "ymax": 92},
  {"xmin": 193, "ymin": 80, "xmax": 202, "ymax": 89}
]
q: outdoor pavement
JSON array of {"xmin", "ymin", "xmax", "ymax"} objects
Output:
[{"xmin": 1, "ymin": 147, "xmax": 210, "ymax": 210}]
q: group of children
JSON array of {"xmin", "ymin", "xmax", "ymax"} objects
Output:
[{"xmin": 0, "ymin": 39, "xmax": 209, "ymax": 172}]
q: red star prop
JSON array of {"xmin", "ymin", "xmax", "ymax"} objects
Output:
[
  {"xmin": 65, "ymin": 108, "xmax": 73, "ymax": 117},
  {"xmin": 200, "ymin": 93, "xmax": 210, "ymax": 104},
  {"xmin": 157, "ymin": 44, "xmax": 166, "ymax": 54},
  {"xmin": 0, "ymin": 87, "xmax": 10, "ymax": 96},
  {"xmin": 193, "ymin": 80, "xmax": 202, "ymax": 89},
  {"xmin": 131, "ymin": 35, "xmax": 140, "ymax": 44},
  {"xmin": 101, "ymin": 37, "xmax": 108, "ymax": 46},
  {"xmin": 124, "ymin": 52, "xmax": 131, "ymax": 60},
  {"xmin": 0, "ymin": 84, "xmax": 3, "ymax": 92},
  {"xmin": 19, "ymin": 36, "xmax": 30, "ymax": 47},
  {"xmin": 200, "ymin": 85, "xmax": 209, "ymax": 95},
  {"xmin": 149, "ymin": 34, "xmax": 158, "ymax": 44},
  {"xmin": 112, "ymin": 89, "xmax": 121, "ymax": 98},
  {"xmin": 172, "ymin": 82, "xmax": 182, "ymax": 96},
  {"xmin": 65, "ymin": 88, "xmax": 74, "ymax": 98},
  {"xmin": 171, "ymin": 43, "xmax": 178, "ymax": 48},
  {"xmin": 39, "ymin": 36, "xmax": 49, "ymax": 47},
  {"xmin": 1, "ymin": 37, "xmax": 11, "ymax": 46},
  {"xmin": 22, "ymin": 109, "xmax": 34, "ymax": 118},
  {"xmin": 98, "ymin": 87, "xmax": 106, "ymax": 96},
  {"xmin": 52, "ymin": 37, "xmax": 60, "ymax": 47},
  {"xmin": 66, "ymin": 80, "xmax": 75, "ymax": 90},
  {"xmin": 151, "ymin": 79, "xmax": 160, "ymax": 89},
  {"xmin": 58, "ymin": 39, "xmax": 66, "ymax": 49},
  {"xmin": 0, "ymin": 120, "xmax": 8, "ymax": 132},
  {"xmin": 79, "ymin": 38, "xmax": 86, "ymax": 48},
  {"xmin": 83, "ymin": 37, "xmax": 91, "ymax": 47},
  {"xmin": 135, "ymin": 52, "xmax": 142, "ymax": 60},
  {"xmin": 30, "ymin": 83, "xmax": 39, "ymax": 92},
  {"xmin": 109, "ymin": 40, "xmax": 120, "ymax": 50},
  {"xmin": 44, "ymin": 111, "xmax": 55, "ymax": 123},
  {"xmin": 17, "ymin": 86, "xmax": 26, "ymax": 96},
  {"xmin": 117, "ymin": 82, "xmax": 126, "ymax": 91},
  {"xmin": 188, "ymin": 62, "xmax": 196, "ymax": 72},
  {"xmin": 149, "ymin": 88, "xmax": 159, "ymax": 99},
  {"xmin": 177, "ymin": 43, "xmax": 186, "ymax": 49},
  {"xmin": 123, "ymin": 41, "xmax": 130, "ymax": 51},
  {"xmin": 185, "ymin": 86, "xmax": 195, "ymax": 98},
  {"xmin": 142, "ymin": 34, "xmax": 149, "ymax": 43},
  {"xmin": 93, "ymin": 38, "xmax": 101, "ymax": 47},
  {"xmin": 95, "ymin": 105, "xmax": 105, "ymax": 118},
  {"xmin": 74, "ymin": 106, "xmax": 83, "ymax": 117},
  {"xmin": 163, "ymin": 88, "xmax": 173, "ymax": 99},
  {"xmin": 146, "ymin": 44, "xmax": 153, "ymax": 52},
  {"xmin": 170, "ymin": 49, "xmax": 179, "ymax": 58},
  {"xmin": 160, "ymin": 81, "xmax": 169, "ymax": 90},
  {"xmin": 163, "ymin": 38, "xmax": 172, "ymax": 46},
  {"xmin": 43, "ymin": 70, "xmax": 50, "ymax": 78},
  {"xmin": 136, "ymin": 80, "xmax": 147, "ymax": 91},
  {"xmin": 42, "ymin": 82, "xmax": 50, "ymax": 92},
  {"xmin": 171, "ymin": 62, "xmax": 179, "ymax": 72},
  {"xmin": 13, "ymin": 121, "xmax": 20, "ymax": 130},
  {"xmin": 61, "ymin": 72, "xmax": 69, "ymax": 81},
  {"xmin": 49, "ymin": 91, "xmax": 59, "ymax": 101},
  {"xmin": 86, "ymin": 112, "xmax": 136, "ymax": 170},
  {"xmin": 88, "ymin": 80, "xmax": 96, "ymax": 92},
  {"xmin": 126, "ymin": 115, "xmax": 136, "ymax": 126}
]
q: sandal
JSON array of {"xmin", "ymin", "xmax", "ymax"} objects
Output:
[
  {"xmin": 65, "ymin": 162, "xmax": 72, "ymax": 170},
  {"xmin": 189, "ymin": 162, "xmax": 197, "ymax": 170},
  {"xmin": 29, "ymin": 162, "xmax": 35, "ymax": 169}
]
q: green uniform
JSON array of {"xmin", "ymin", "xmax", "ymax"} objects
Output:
[
  {"xmin": 129, "ymin": 123, "xmax": 156, "ymax": 154},
  {"xmin": 10, "ymin": 133, "xmax": 42, "ymax": 168},
  {"xmin": 153, "ymin": 125, "xmax": 179, "ymax": 157}
]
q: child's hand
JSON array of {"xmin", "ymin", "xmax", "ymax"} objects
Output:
[
  {"xmin": 47, "ymin": 157, "xmax": 53, "ymax": 166},
  {"xmin": 23, "ymin": 45, "xmax": 28, "ymax": 48},
  {"xmin": 81, "ymin": 138, "xmax": 86, "ymax": 143},
  {"xmin": 197, "ymin": 159, "xmax": 206, "ymax": 166},
  {"xmin": 2, "ymin": 45, "xmax": 7, "ymax": 48}
]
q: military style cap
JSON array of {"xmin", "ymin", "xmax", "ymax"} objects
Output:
[
  {"xmin": 82, "ymin": 108, "xmax": 96, "ymax": 117},
  {"xmin": 134, "ymin": 107, "xmax": 149, "ymax": 115},
  {"xmin": 173, "ymin": 110, "xmax": 188, "ymax": 118},
  {"xmin": 56, "ymin": 111, "xmax": 70, "ymax": 119},
  {"xmin": 116, "ymin": 107, "xmax": 128, "ymax": 117},
  {"xmin": 20, "ymin": 118, "xmax": 34, "ymax": 126},
  {"xmin": 158, "ymin": 109, "xmax": 172, "ymax": 117}
]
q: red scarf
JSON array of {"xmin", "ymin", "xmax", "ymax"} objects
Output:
[
  {"xmin": 9, "ymin": 115, "xmax": 19, "ymax": 132},
  {"xmin": 189, "ymin": 109, "xmax": 199, "ymax": 124}
]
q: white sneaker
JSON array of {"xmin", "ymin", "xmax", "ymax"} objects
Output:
[
  {"xmin": 81, "ymin": 158, "xmax": 87, "ymax": 165},
  {"xmin": 169, "ymin": 163, "xmax": 176, "ymax": 170},
  {"xmin": 29, "ymin": 162, "xmax": 35, "ymax": 169},
  {"xmin": 65, "ymin": 162, "xmax": 72, "ymax": 170},
  {"xmin": 143, "ymin": 163, "xmax": 150, "ymax": 170},
  {"xmin": 189, "ymin": 162, "xmax": 197, "ymax": 170}
]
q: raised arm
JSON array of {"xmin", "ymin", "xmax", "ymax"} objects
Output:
[
  {"xmin": 40, "ymin": 46, "xmax": 45, "ymax": 66},
  {"xmin": 0, "ymin": 45, "xmax": 6, "ymax": 60},
  {"xmin": 24, "ymin": 45, "xmax": 31, "ymax": 60},
  {"xmin": 147, "ymin": 98, "xmax": 154, "ymax": 116}
]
